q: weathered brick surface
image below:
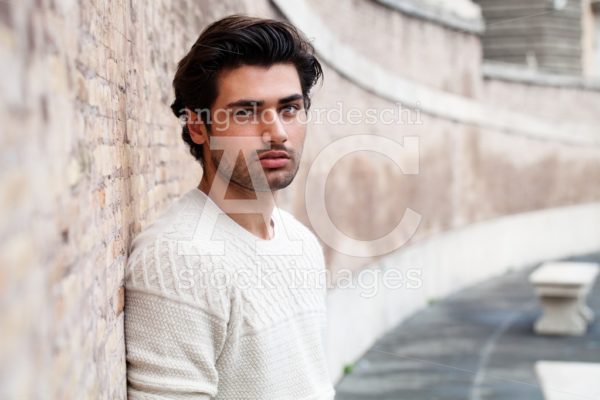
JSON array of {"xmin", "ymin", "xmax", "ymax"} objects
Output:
[{"xmin": 0, "ymin": 0, "xmax": 249, "ymax": 398}]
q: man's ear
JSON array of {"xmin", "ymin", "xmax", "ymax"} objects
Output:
[{"xmin": 186, "ymin": 108, "xmax": 208, "ymax": 145}]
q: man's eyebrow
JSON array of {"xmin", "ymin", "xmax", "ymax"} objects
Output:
[
  {"xmin": 225, "ymin": 94, "xmax": 303, "ymax": 108},
  {"xmin": 225, "ymin": 99, "xmax": 264, "ymax": 108},
  {"xmin": 277, "ymin": 93, "xmax": 304, "ymax": 104}
]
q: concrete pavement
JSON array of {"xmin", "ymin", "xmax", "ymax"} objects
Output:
[{"xmin": 334, "ymin": 254, "xmax": 600, "ymax": 400}]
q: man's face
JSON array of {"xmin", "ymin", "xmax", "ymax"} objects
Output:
[{"xmin": 203, "ymin": 63, "xmax": 307, "ymax": 192}]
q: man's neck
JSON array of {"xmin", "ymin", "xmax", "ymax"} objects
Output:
[{"xmin": 198, "ymin": 174, "xmax": 276, "ymax": 240}]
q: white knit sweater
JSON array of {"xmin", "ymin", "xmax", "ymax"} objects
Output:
[{"xmin": 124, "ymin": 188, "xmax": 335, "ymax": 399}]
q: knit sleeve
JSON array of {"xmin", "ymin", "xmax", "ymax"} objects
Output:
[
  {"xmin": 124, "ymin": 237, "xmax": 231, "ymax": 399},
  {"xmin": 125, "ymin": 290, "xmax": 228, "ymax": 399}
]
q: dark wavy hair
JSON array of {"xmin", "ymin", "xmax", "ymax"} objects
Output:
[{"xmin": 171, "ymin": 15, "xmax": 323, "ymax": 166}]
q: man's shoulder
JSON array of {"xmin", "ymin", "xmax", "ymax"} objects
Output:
[
  {"xmin": 278, "ymin": 207, "xmax": 315, "ymax": 235},
  {"xmin": 124, "ymin": 233, "xmax": 231, "ymax": 318},
  {"xmin": 124, "ymin": 190, "xmax": 230, "ymax": 315},
  {"xmin": 276, "ymin": 207, "xmax": 324, "ymax": 256}
]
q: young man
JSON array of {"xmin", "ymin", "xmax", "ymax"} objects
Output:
[{"xmin": 124, "ymin": 15, "xmax": 334, "ymax": 399}]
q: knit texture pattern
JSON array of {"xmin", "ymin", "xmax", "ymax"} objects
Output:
[{"xmin": 124, "ymin": 188, "xmax": 335, "ymax": 400}]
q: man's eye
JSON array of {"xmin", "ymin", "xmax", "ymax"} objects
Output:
[
  {"xmin": 234, "ymin": 109, "xmax": 254, "ymax": 117},
  {"xmin": 280, "ymin": 105, "xmax": 300, "ymax": 114}
]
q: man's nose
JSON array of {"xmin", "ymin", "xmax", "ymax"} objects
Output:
[{"xmin": 261, "ymin": 109, "xmax": 288, "ymax": 144}]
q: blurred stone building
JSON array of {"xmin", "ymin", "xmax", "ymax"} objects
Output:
[
  {"xmin": 476, "ymin": 0, "xmax": 600, "ymax": 76},
  {"xmin": 0, "ymin": 0, "xmax": 598, "ymax": 398}
]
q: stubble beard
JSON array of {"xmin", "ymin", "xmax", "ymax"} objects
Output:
[{"xmin": 211, "ymin": 150, "xmax": 301, "ymax": 193}]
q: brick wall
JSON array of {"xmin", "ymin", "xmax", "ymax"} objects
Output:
[{"xmin": 0, "ymin": 1, "xmax": 249, "ymax": 398}]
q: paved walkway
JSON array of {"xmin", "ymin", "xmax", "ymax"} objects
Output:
[{"xmin": 334, "ymin": 254, "xmax": 600, "ymax": 400}]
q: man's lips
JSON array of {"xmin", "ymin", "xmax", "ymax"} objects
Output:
[
  {"xmin": 258, "ymin": 150, "xmax": 290, "ymax": 160},
  {"xmin": 258, "ymin": 150, "xmax": 290, "ymax": 168}
]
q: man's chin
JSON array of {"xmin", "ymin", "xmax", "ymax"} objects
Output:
[
  {"xmin": 268, "ymin": 180, "xmax": 293, "ymax": 191},
  {"xmin": 233, "ymin": 165, "xmax": 298, "ymax": 192},
  {"xmin": 251, "ymin": 178, "xmax": 293, "ymax": 192},
  {"xmin": 255, "ymin": 173, "xmax": 294, "ymax": 192}
]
